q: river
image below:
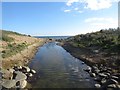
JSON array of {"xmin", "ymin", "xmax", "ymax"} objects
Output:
[{"xmin": 28, "ymin": 42, "xmax": 95, "ymax": 88}]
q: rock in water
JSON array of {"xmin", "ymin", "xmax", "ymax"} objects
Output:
[
  {"xmin": 22, "ymin": 66, "xmax": 30, "ymax": 72},
  {"xmin": 110, "ymin": 79, "xmax": 118, "ymax": 84},
  {"xmin": 107, "ymin": 84, "xmax": 116, "ymax": 88},
  {"xmin": 95, "ymin": 84, "xmax": 101, "ymax": 88},
  {"xmin": 2, "ymin": 79, "xmax": 16, "ymax": 88},
  {"xmin": 90, "ymin": 73, "xmax": 96, "ymax": 77},
  {"xmin": 30, "ymin": 69, "xmax": 36, "ymax": 74},
  {"xmin": 15, "ymin": 71, "xmax": 27, "ymax": 81}
]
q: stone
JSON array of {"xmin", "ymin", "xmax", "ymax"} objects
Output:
[
  {"xmin": 15, "ymin": 71, "xmax": 27, "ymax": 81},
  {"xmin": 111, "ymin": 76, "xmax": 119, "ymax": 80},
  {"xmin": 90, "ymin": 73, "xmax": 96, "ymax": 77},
  {"xmin": 110, "ymin": 79, "xmax": 118, "ymax": 84},
  {"xmin": 13, "ymin": 65, "xmax": 19, "ymax": 71},
  {"xmin": 94, "ymin": 77, "xmax": 102, "ymax": 82},
  {"xmin": 95, "ymin": 84, "xmax": 101, "ymax": 88},
  {"xmin": 28, "ymin": 73, "xmax": 33, "ymax": 77},
  {"xmin": 101, "ymin": 78, "xmax": 107, "ymax": 84},
  {"xmin": 18, "ymin": 66, "xmax": 22, "ymax": 70},
  {"xmin": 2, "ymin": 79, "xmax": 16, "ymax": 88},
  {"xmin": 9, "ymin": 68, "xmax": 15, "ymax": 73},
  {"xmin": 22, "ymin": 66, "xmax": 30, "ymax": 72},
  {"xmin": 19, "ymin": 80, "xmax": 27, "ymax": 88},
  {"xmin": 98, "ymin": 73, "xmax": 107, "ymax": 78},
  {"xmin": 107, "ymin": 84, "xmax": 116, "ymax": 88},
  {"xmin": 30, "ymin": 69, "xmax": 36, "ymax": 74},
  {"xmin": 81, "ymin": 62, "xmax": 85, "ymax": 64},
  {"xmin": 2, "ymin": 70, "xmax": 13, "ymax": 79},
  {"xmin": 16, "ymin": 80, "xmax": 27, "ymax": 88},
  {"xmin": 84, "ymin": 66, "xmax": 91, "ymax": 72},
  {"xmin": 116, "ymin": 84, "xmax": 120, "ymax": 88}
]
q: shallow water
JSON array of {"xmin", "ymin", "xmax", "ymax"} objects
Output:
[{"xmin": 28, "ymin": 42, "xmax": 95, "ymax": 88}]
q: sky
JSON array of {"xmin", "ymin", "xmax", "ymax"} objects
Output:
[{"xmin": 2, "ymin": 0, "xmax": 119, "ymax": 36}]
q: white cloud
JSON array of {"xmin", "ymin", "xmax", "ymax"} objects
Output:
[
  {"xmin": 78, "ymin": 10, "xmax": 83, "ymax": 13},
  {"xmin": 84, "ymin": 0, "xmax": 112, "ymax": 10},
  {"xmin": 66, "ymin": 0, "xmax": 118, "ymax": 10},
  {"xmin": 64, "ymin": 9, "xmax": 71, "ymax": 12},
  {"xmin": 85, "ymin": 17, "xmax": 114, "ymax": 23},
  {"xmin": 66, "ymin": 0, "xmax": 79, "ymax": 6},
  {"xmin": 74, "ymin": 7, "xmax": 79, "ymax": 10},
  {"xmin": 85, "ymin": 17, "xmax": 118, "ymax": 29}
]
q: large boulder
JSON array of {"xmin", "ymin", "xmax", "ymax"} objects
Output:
[
  {"xmin": 1, "ymin": 69, "xmax": 13, "ymax": 79},
  {"xmin": 1, "ymin": 79, "xmax": 16, "ymax": 88},
  {"xmin": 15, "ymin": 71, "xmax": 27, "ymax": 81}
]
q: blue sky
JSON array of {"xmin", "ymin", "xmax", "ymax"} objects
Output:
[{"xmin": 2, "ymin": 1, "xmax": 118, "ymax": 36}]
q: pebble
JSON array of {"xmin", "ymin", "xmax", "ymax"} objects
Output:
[
  {"xmin": 95, "ymin": 84, "xmax": 101, "ymax": 88},
  {"xmin": 107, "ymin": 84, "xmax": 116, "ymax": 88}
]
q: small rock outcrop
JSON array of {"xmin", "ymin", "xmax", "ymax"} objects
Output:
[
  {"xmin": 84, "ymin": 64, "xmax": 120, "ymax": 88},
  {"xmin": 0, "ymin": 65, "xmax": 36, "ymax": 89}
]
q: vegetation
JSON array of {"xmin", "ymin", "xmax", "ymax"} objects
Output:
[
  {"xmin": 0, "ymin": 30, "xmax": 29, "ymax": 58},
  {"xmin": 64, "ymin": 27, "xmax": 120, "ymax": 71},
  {"xmin": 67, "ymin": 27, "xmax": 120, "ymax": 54},
  {"xmin": 2, "ymin": 42, "xmax": 28, "ymax": 58}
]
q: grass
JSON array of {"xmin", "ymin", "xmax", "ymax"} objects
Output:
[{"xmin": 2, "ymin": 43, "xmax": 28, "ymax": 58}]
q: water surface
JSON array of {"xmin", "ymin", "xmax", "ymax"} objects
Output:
[{"xmin": 28, "ymin": 42, "xmax": 95, "ymax": 88}]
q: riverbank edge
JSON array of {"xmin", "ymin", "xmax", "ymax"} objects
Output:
[
  {"xmin": 60, "ymin": 42, "xmax": 98, "ymax": 67},
  {"xmin": 2, "ymin": 38, "xmax": 47, "ymax": 69}
]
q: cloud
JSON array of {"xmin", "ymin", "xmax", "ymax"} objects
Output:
[
  {"xmin": 66, "ymin": 0, "xmax": 79, "ymax": 6},
  {"xmin": 64, "ymin": 9, "xmax": 71, "ymax": 12},
  {"xmin": 66, "ymin": 0, "xmax": 119, "ymax": 10},
  {"xmin": 85, "ymin": 17, "xmax": 114, "ymax": 23},
  {"xmin": 74, "ymin": 7, "xmax": 79, "ymax": 10},
  {"xmin": 84, "ymin": 0, "xmax": 112, "ymax": 10},
  {"xmin": 85, "ymin": 17, "xmax": 118, "ymax": 28}
]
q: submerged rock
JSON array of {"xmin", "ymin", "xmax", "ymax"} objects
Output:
[
  {"xmin": 90, "ymin": 73, "xmax": 96, "ymax": 77},
  {"xmin": 95, "ymin": 84, "xmax": 101, "ymax": 88},
  {"xmin": 107, "ymin": 84, "xmax": 116, "ymax": 88},
  {"xmin": 30, "ymin": 69, "xmax": 36, "ymax": 74}
]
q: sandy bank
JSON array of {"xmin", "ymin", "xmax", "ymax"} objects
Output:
[{"xmin": 2, "ymin": 39, "xmax": 47, "ymax": 69}]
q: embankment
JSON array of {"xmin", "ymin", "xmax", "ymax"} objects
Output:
[
  {"xmin": 62, "ymin": 43, "xmax": 97, "ymax": 66},
  {"xmin": 2, "ymin": 39, "xmax": 46, "ymax": 69}
]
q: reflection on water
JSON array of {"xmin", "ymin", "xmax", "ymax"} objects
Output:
[{"xmin": 28, "ymin": 42, "xmax": 95, "ymax": 88}]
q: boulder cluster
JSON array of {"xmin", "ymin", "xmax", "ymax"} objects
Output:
[
  {"xmin": 0, "ymin": 65, "xmax": 36, "ymax": 89},
  {"xmin": 84, "ymin": 64, "xmax": 120, "ymax": 88}
]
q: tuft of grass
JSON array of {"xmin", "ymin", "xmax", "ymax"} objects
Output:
[{"xmin": 2, "ymin": 43, "xmax": 28, "ymax": 58}]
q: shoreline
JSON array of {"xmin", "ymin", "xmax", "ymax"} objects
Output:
[
  {"xmin": 2, "ymin": 38, "xmax": 47, "ymax": 69},
  {"xmin": 61, "ymin": 42, "xmax": 96, "ymax": 67},
  {"xmin": 61, "ymin": 42, "xmax": 120, "ymax": 71}
]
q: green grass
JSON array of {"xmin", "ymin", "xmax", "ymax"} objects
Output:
[{"xmin": 2, "ymin": 43, "xmax": 28, "ymax": 58}]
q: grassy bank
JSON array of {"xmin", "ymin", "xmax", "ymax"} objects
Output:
[
  {"xmin": 1, "ymin": 30, "xmax": 47, "ymax": 69},
  {"xmin": 61, "ymin": 28, "xmax": 120, "ymax": 72}
]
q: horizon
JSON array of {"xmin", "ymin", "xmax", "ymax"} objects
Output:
[{"xmin": 2, "ymin": 1, "xmax": 118, "ymax": 36}]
